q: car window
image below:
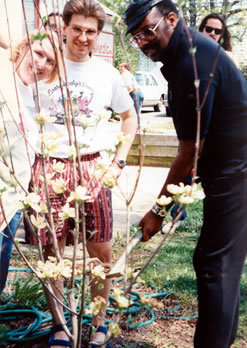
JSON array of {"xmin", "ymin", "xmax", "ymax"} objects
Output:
[
  {"xmin": 149, "ymin": 75, "xmax": 158, "ymax": 86},
  {"xmin": 136, "ymin": 73, "xmax": 144, "ymax": 86},
  {"xmin": 144, "ymin": 74, "xmax": 151, "ymax": 86},
  {"xmin": 144, "ymin": 74, "xmax": 158, "ymax": 86}
]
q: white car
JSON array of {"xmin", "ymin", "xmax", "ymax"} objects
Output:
[{"xmin": 136, "ymin": 71, "xmax": 168, "ymax": 112}]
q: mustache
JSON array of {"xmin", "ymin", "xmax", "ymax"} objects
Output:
[{"xmin": 141, "ymin": 41, "xmax": 158, "ymax": 54}]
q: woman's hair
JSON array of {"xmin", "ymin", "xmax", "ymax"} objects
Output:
[
  {"xmin": 198, "ymin": 13, "xmax": 232, "ymax": 51},
  {"xmin": 10, "ymin": 29, "xmax": 64, "ymax": 83},
  {"xmin": 63, "ymin": 0, "xmax": 106, "ymax": 31}
]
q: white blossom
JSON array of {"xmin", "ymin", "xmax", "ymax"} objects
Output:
[
  {"xmin": 52, "ymin": 177, "xmax": 67, "ymax": 194},
  {"xmin": 108, "ymin": 322, "xmax": 121, "ymax": 336},
  {"xmin": 30, "ymin": 215, "xmax": 47, "ymax": 229},
  {"xmin": 52, "ymin": 160, "xmax": 65, "ymax": 173},
  {"xmin": 85, "ymin": 296, "xmax": 106, "ymax": 316},
  {"xmin": 42, "ymin": 133, "xmax": 61, "ymax": 155},
  {"xmin": 23, "ymin": 192, "xmax": 41, "ymax": 211},
  {"xmin": 112, "ymin": 288, "xmax": 132, "ymax": 308},
  {"xmin": 67, "ymin": 185, "xmax": 91, "ymax": 203},
  {"xmin": 36, "ymin": 257, "xmax": 72, "ymax": 280},
  {"xmin": 178, "ymin": 194, "xmax": 195, "ymax": 205},
  {"xmin": 35, "ymin": 108, "xmax": 56, "ymax": 125},
  {"xmin": 156, "ymin": 195, "xmax": 172, "ymax": 206},
  {"xmin": 91, "ymin": 264, "xmax": 106, "ymax": 280},
  {"xmin": 59, "ymin": 203, "xmax": 75, "ymax": 220},
  {"xmin": 68, "ymin": 145, "xmax": 76, "ymax": 158},
  {"xmin": 167, "ymin": 184, "xmax": 184, "ymax": 195}
]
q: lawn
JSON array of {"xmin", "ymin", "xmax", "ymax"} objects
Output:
[
  {"xmin": 123, "ymin": 200, "xmax": 247, "ymax": 347},
  {"xmin": 1, "ymin": 200, "xmax": 247, "ymax": 347}
]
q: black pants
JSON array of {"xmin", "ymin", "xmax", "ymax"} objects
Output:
[{"xmin": 193, "ymin": 170, "xmax": 247, "ymax": 348}]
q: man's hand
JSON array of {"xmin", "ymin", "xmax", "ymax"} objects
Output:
[{"xmin": 139, "ymin": 210, "xmax": 164, "ymax": 242}]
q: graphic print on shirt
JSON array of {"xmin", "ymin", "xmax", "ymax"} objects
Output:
[{"xmin": 46, "ymin": 79, "xmax": 101, "ymax": 128}]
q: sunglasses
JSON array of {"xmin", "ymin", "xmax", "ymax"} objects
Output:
[{"xmin": 204, "ymin": 25, "xmax": 223, "ymax": 35}]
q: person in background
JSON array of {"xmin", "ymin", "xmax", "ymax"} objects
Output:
[
  {"xmin": 199, "ymin": 13, "xmax": 239, "ymax": 67},
  {"xmin": 44, "ymin": 12, "xmax": 66, "ymax": 43},
  {"xmin": 125, "ymin": 0, "xmax": 247, "ymax": 347},
  {"xmin": 26, "ymin": 0, "xmax": 137, "ymax": 347},
  {"xmin": 0, "ymin": 30, "xmax": 62, "ymax": 298},
  {"xmin": 119, "ymin": 62, "xmax": 143, "ymax": 116}
]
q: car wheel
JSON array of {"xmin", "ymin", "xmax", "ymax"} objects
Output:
[{"xmin": 154, "ymin": 97, "xmax": 165, "ymax": 112}]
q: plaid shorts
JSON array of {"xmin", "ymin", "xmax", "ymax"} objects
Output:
[{"xmin": 26, "ymin": 153, "xmax": 113, "ymax": 246}]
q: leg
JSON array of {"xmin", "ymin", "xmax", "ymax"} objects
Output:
[
  {"xmin": 130, "ymin": 91, "xmax": 138, "ymax": 115},
  {"xmin": 27, "ymin": 156, "xmax": 73, "ymax": 347},
  {"xmin": 80, "ymin": 154, "xmax": 113, "ymax": 346},
  {"xmin": 137, "ymin": 89, "xmax": 143, "ymax": 116},
  {"xmin": 193, "ymin": 174, "xmax": 247, "ymax": 348},
  {"xmin": 87, "ymin": 240, "xmax": 112, "ymax": 343},
  {"xmin": 44, "ymin": 237, "xmax": 70, "ymax": 348},
  {"xmin": 0, "ymin": 210, "xmax": 22, "ymax": 294}
]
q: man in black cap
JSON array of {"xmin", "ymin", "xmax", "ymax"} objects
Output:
[{"xmin": 125, "ymin": 1, "xmax": 247, "ymax": 347}]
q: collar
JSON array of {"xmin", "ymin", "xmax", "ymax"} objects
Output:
[{"xmin": 160, "ymin": 19, "xmax": 188, "ymax": 80}]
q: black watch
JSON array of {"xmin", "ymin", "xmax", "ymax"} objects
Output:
[{"xmin": 113, "ymin": 158, "xmax": 127, "ymax": 168}]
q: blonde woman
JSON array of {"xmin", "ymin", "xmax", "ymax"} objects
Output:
[{"xmin": 0, "ymin": 29, "xmax": 63, "ymax": 296}]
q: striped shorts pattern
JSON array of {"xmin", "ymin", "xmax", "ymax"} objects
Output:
[{"xmin": 26, "ymin": 153, "xmax": 113, "ymax": 246}]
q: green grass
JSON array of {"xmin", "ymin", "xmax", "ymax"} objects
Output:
[
  {"xmin": 141, "ymin": 201, "xmax": 202, "ymax": 310},
  {"xmin": 138, "ymin": 200, "xmax": 247, "ymax": 345}
]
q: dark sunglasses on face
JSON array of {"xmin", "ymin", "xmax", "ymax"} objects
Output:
[{"xmin": 205, "ymin": 25, "xmax": 223, "ymax": 35}]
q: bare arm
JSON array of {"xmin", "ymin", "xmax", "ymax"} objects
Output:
[
  {"xmin": 139, "ymin": 138, "xmax": 205, "ymax": 241},
  {"xmin": 110, "ymin": 108, "xmax": 137, "ymax": 173}
]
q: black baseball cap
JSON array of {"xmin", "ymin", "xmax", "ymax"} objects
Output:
[{"xmin": 124, "ymin": 0, "xmax": 164, "ymax": 35}]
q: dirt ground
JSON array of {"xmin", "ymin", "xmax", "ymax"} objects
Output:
[
  {"xmin": 2, "ymin": 237, "xmax": 247, "ymax": 348},
  {"xmin": 5, "ymin": 317, "xmax": 196, "ymax": 348},
  {"xmin": 2, "ymin": 287, "xmax": 196, "ymax": 348},
  {"xmin": 2, "ymin": 287, "xmax": 197, "ymax": 348}
]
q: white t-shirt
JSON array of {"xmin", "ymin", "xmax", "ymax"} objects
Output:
[{"xmin": 36, "ymin": 57, "xmax": 133, "ymax": 158}]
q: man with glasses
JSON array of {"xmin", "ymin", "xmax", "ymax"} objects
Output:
[
  {"xmin": 125, "ymin": 0, "xmax": 247, "ymax": 347},
  {"xmin": 31, "ymin": 0, "xmax": 137, "ymax": 347}
]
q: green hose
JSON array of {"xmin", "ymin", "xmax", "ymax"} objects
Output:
[{"xmin": 0, "ymin": 267, "xmax": 197, "ymax": 344}]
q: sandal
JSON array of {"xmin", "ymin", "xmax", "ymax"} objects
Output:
[
  {"xmin": 48, "ymin": 324, "xmax": 72, "ymax": 347},
  {"xmin": 89, "ymin": 325, "xmax": 111, "ymax": 348}
]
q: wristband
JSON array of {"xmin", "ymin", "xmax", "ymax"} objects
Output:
[
  {"xmin": 151, "ymin": 203, "xmax": 166, "ymax": 217},
  {"xmin": 113, "ymin": 158, "xmax": 126, "ymax": 168}
]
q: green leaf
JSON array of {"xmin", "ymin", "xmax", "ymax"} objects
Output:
[{"xmin": 32, "ymin": 32, "xmax": 48, "ymax": 41}]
